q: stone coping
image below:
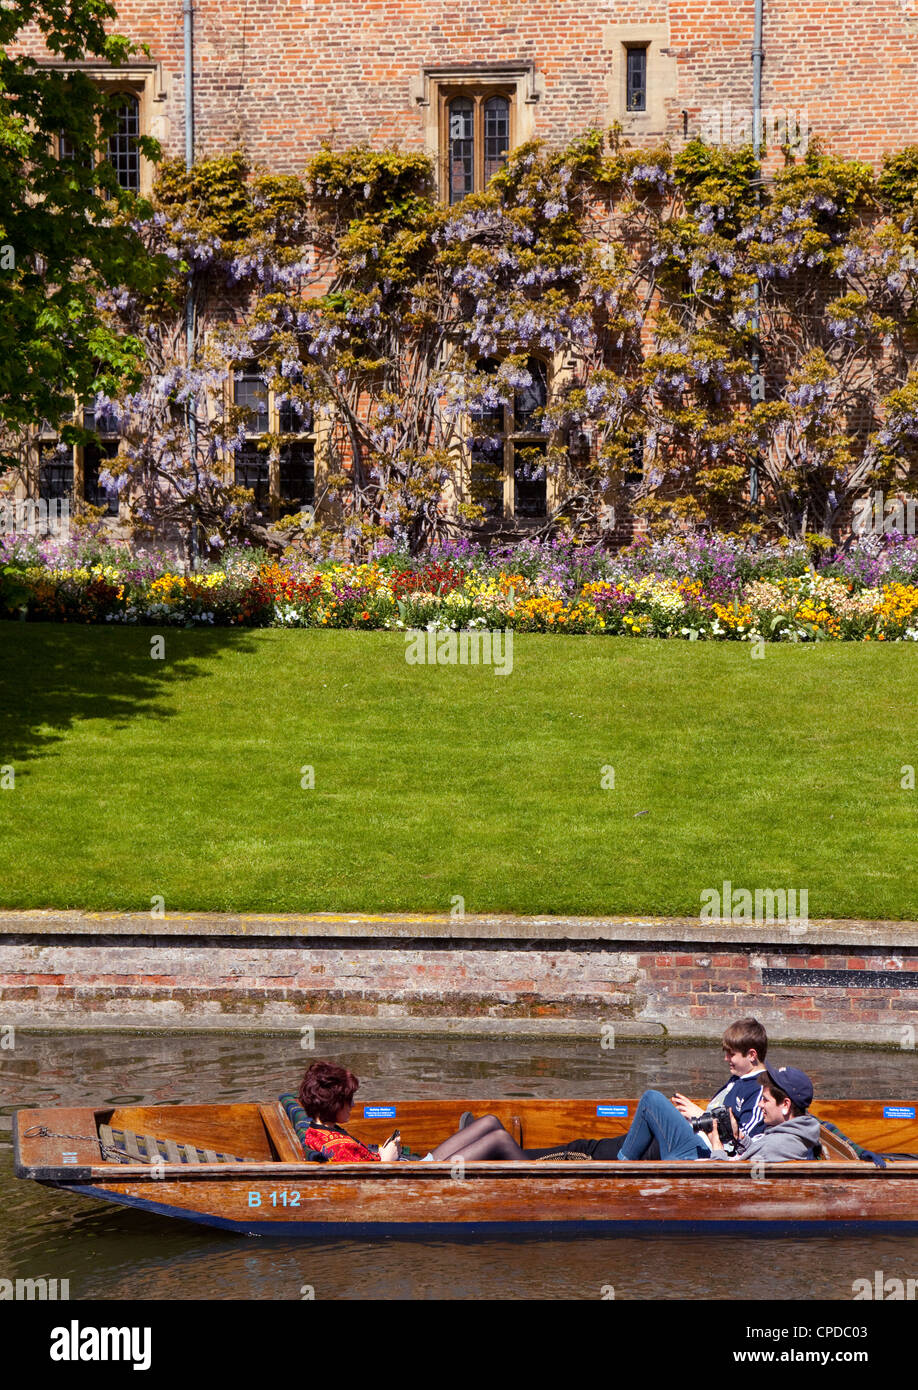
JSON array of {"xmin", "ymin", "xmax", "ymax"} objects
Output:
[
  {"xmin": 2, "ymin": 909, "xmax": 917, "ymax": 948},
  {"xmin": 0, "ymin": 1011, "xmax": 902, "ymax": 1044}
]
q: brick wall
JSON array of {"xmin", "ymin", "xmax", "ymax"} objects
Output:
[
  {"xmin": 2, "ymin": 917, "xmax": 916, "ymax": 1044},
  {"xmin": 13, "ymin": 2, "xmax": 918, "ymax": 169}
]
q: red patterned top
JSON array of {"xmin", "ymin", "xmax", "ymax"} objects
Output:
[{"xmin": 301, "ymin": 1122, "xmax": 379, "ymax": 1163}]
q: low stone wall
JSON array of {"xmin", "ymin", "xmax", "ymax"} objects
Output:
[{"xmin": 1, "ymin": 912, "xmax": 917, "ymax": 1044}]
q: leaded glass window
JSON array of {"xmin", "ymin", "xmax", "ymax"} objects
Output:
[
  {"xmin": 84, "ymin": 440, "xmax": 120, "ymax": 515},
  {"xmin": 514, "ymin": 442, "xmax": 547, "ymax": 518},
  {"xmin": 449, "ymin": 98, "xmax": 474, "ymax": 205},
  {"xmin": 234, "ymin": 369, "xmax": 269, "ymax": 433},
  {"xmin": 483, "ymin": 96, "xmax": 510, "ymax": 183},
  {"xmin": 279, "ymin": 442, "xmax": 315, "ymax": 515},
  {"xmin": 467, "ymin": 357, "xmax": 549, "ymax": 523},
  {"xmin": 235, "ymin": 449, "xmax": 270, "ymax": 511},
  {"xmin": 626, "ymin": 47, "xmax": 647, "ymax": 113},
  {"xmin": 59, "ymin": 132, "xmax": 83, "ymax": 163},
  {"xmin": 278, "ymin": 398, "xmax": 312, "ymax": 435},
  {"xmin": 233, "ymin": 367, "xmax": 315, "ymax": 518},
  {"xmin": 83, "ymin": 403, "xmax": 120, "ymax": 436},
  {"xmin": 39, "ymin": 457, "xmax": 74, "ymax": 503},
  {"xmin": 514, "ymin": 360, "xmax": 547, "ymax": 431},
  {"xmin": 445, "ymin": 90, "xmax": 512, "ymax": 203},
  {"xmin": 108, "ymin": 95, "xmax": 140, "ymax": 192},
  {"xmin": 468, "ymin": 357, "xmax": 505, "ymax": 520}
]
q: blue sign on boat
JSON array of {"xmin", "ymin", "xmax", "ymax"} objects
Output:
[
  {"xmin": 364, "ymin": 1105, "xmax": 396, "ymax": 1119},
  {"xmin": 883, "ymin": 1105, "xmax": 915, "ymax": 1119},
  {"xmin": 597, "ymin": 1105, "xmax": 628, "ymax": 1117}
]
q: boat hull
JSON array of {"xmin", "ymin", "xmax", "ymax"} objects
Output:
[
  {"xmin": 16, "ymin": 1099, "xmax": 918, "ymax": 1236},
  {"xmin": 56, "ymin": 1168, "xmax": 918, "ymax": 1236}
]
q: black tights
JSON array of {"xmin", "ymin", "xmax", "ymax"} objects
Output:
[
  {"xmin": 428, "ymin": 1116, "xmax": 661, "ymax": 1162},
  {"xmin": 429, "ymin": 1114, "xmax": 526, "ymax": 1161}
]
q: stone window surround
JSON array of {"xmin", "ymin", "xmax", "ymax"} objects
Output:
[
  {"xmin": 412, "ymin": 62, "xmax": 544, "ymax": 203},
  {"xmin": 37, "ymin": 61, "xmax": 168, "ymax": 197},
  {"xmin": 32, "ymin": 401, "xmax": 122, "ymax": 518},
  {"xmin": 603, "ymin": 24, "xmax": 676, "ymax": 138}
]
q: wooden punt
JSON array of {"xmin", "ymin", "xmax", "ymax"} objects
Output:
[{"xmin": 14, "ymin": 1097, "xmax": 918, "ymax": 1236}]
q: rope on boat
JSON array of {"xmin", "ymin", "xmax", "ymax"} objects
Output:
[
  {"xmin": 534, "ymin": 1150, "xmax": 593, "ymax": 1161},
  {"xmin": 22, "ymin": 1124, "xmax": 127, "ymax": 1164}
]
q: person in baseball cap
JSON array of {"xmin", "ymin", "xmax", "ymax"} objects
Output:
[
  {"xmin": 763, "ymin": 1062, "xmax": 814, "ymax": 1114},
  {"xmin": 708, "ymin": 1060, "xmax": 821, "ymax": 1161}
]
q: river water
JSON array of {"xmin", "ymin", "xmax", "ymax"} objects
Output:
[{"xmin": 1, "ymin": 1032, "xmax": 916, "ymax": 1301}]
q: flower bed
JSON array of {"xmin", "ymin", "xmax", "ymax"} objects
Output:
[{"xmin": 5, "ymin": 532, "xmax": 918, "ymax": 640}]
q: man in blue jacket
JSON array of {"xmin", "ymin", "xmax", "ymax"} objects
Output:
[
  {"xmin": 670, "ymin": 1015, "xmax": 767, "ymax": 1153},
  {"xmin": 519, "ymin": 1015, "xmax": 768, "ymax": 1161}
]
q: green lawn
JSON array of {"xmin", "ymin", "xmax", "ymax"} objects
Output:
[{"xmin": 1, "ymin": 625, "xmax": 916, "ymax": 917}]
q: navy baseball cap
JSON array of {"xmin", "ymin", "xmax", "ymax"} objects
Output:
[{"xmin": 764, "ymin": 1063, "xmax": 814, "ymax": 1112}]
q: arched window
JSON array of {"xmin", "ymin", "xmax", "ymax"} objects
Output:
[
  {"xmin": 448, "ymin": 98, "xmax": 475, "ymax": 205},
  {"xmin": 108, "ymin": 94, "xmax": 140, "ymax": 192},
  {"xmin": 446, "ymin": 91, "xmax": 511, "ymax": 204}
]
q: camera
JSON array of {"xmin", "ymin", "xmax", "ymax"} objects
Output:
[{"xmin": 690, "ymin": 1104, "xmax": 737, "ymax": 1152}]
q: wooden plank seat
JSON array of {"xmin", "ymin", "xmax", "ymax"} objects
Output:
[{"xmin": 98, "ymin": 1124, "xmax": 251, "ymax": 1165}]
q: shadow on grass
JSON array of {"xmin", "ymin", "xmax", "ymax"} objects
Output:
[{"xmin": 0, "ymin": 623, "xmax": 261, "ymax": 775}]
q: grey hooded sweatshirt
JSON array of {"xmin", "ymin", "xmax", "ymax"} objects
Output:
[{"xmin": 709, "ymin": 1113, "xmax": 821, "ymax": 1162}]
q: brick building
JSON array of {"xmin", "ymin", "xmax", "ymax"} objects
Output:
[
  {"xmin": 9, "ymin": 1, "xmax": 918, "ymax": 539},
  {"xmin": 19, "ymin": 1, "xmax": 918, "ymax": 183}
]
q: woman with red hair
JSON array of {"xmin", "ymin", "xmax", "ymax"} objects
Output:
[
  {"xmin": 297, "ymin": 1060, "xmax": 525, "ymax": 1162},
  {"xmin": 298, "ymin": 1061, "xmax": 402, "ymax": 1162}
]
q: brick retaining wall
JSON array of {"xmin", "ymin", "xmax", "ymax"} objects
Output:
[{"xmin": 0, "ymin": 914, "xmax": 916, "ymax": 1044}]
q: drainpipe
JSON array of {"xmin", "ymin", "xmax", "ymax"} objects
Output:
[
  {"xmin": 184, "ymin": 0, "xmax": 199, "ymax": 568},
  {"xmin": 752, "ymin": 0, "xmax": 764, "ymax": 158},
  {"xmin": 749, "ymin": 0, "xmax": 764, "ymax": 508}
]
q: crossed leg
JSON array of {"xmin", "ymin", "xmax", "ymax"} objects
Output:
[{"xmin": 429, "ymin": 1114, "xmax": 525, "ymax": 1161}]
